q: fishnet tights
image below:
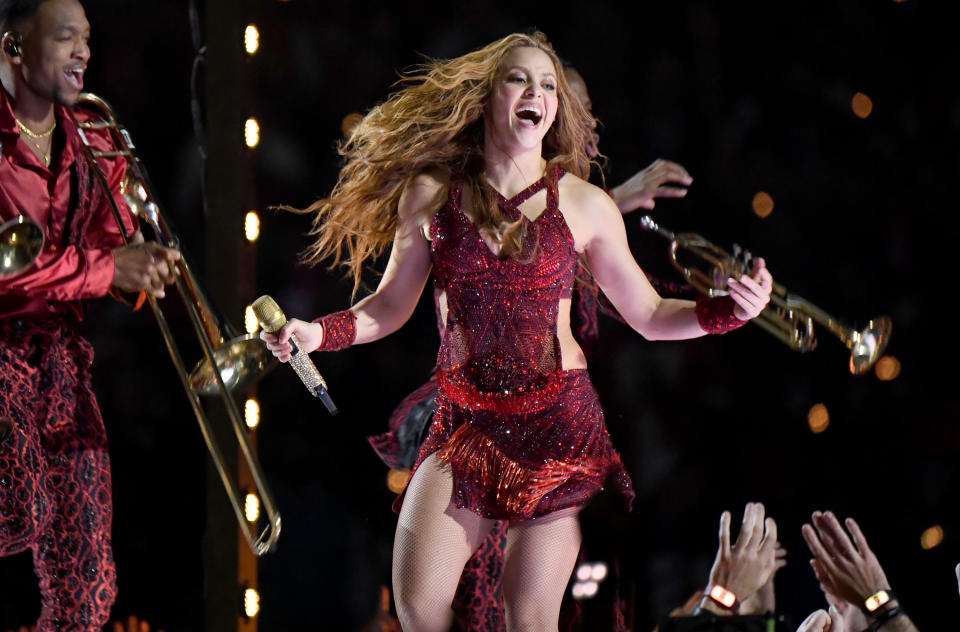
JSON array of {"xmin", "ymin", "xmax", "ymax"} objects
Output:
[
  {"xmin": 393, "ymin": 454, "xmax": 581, "ymax": 632},
  {"xmin": 502, "ymin": 506, "xmax": 581, "ymax": 631}
]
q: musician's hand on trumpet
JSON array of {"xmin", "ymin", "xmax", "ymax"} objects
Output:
[
  {"xmin": 260, "ymin": 318, "xmax": 323, "ymax": 363},
  {"xmin": 608, "ymin": 158, "xmax": 693, "ymax": 214},
  {"xmin": 111, "ymin": 232, "xmax": 180, "ymax": 298},
  {"xmin": 726, "ymin": 257, "xmax": 774, "ymax": 321}
]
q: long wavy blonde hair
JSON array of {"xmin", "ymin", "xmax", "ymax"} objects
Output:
[{"xmin": 293, "ymin": 31, "xmax": 596, "ymax": 297}]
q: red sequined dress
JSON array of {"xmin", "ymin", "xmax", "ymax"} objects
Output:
[{"xmin": 401, "ymin": 166, "xmax": 634, "ymax": 520}]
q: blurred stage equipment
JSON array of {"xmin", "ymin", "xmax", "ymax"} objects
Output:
[
  {"xmin": 251, "ymin": 295, "xmax": 338, "ymax": 415},
  {"xmin": 71, "ymin": 92, "xmax": 281, "ymax": 555},
  {"xmin": 639, "ymin": 215, "xmax": 891, "ymax": 375},
  {"xmin": 0, "ymin": 214, "xmax": 44, "ymax": 277}
]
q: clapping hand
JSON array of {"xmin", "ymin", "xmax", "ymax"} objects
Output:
[
  {"xmin": 801, "ymin": 512, "xmax": 891, "ymax": 610},
  {"xmin": 796, "ymin": 609, "xmax": 835, "ymax": 632},
  {"xmin": 740, "ymin": 544, "xmax": 787, "ymax": 615},
  {"xmin": 802, "ymin": 512, "xmax": 918, "ymax": 632},
  {"xmin": 700, "ymin": 502, "xmax": 779, "ymax": 614}
]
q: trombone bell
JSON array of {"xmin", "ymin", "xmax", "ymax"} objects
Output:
[
  {"xmin": 0, "ymin": 215, "xmax": 44, "ymax": 277},
  {"xmin": 190, "ymin": 333, "xmax": 275, "ymax": 395}
]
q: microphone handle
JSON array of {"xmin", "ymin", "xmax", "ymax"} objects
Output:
[{"xmin": 288, "ymin": 334, "xmax": 339, "ymax": 415}]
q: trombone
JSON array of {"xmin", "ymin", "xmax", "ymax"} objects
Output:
[
  {"xmin": 0, "ymin": 214, "xmax": 44, "ymax": 277},
  {"xmin": 639, "ymin": 215, "xmax": 891, "ymax": 375},
  {"xmin": 71, "ymin": 92, "xmax": 281, "ymax": 555}
]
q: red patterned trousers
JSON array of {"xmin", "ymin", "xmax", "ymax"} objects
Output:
[{"xmin": 0, "ymin": 319, "xmax": 116, "ymax": 631}]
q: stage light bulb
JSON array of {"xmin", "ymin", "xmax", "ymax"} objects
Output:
[
  {"xmin": 244, "ymin": 25, "xmax": 260, "ymax": 55},
  {"xmin": 752, "ymin": 191, "xmax": 774, "ymax": 218},
  {"xmin": 243, "ymin": 587, "xmax": 260, "ymax": 617},
  {"xmin": 576, "ymin": 564, "xmax": 592, "ymax": 581},
  {"xmin": 244, "ymin": 118, "xmax": 260, "ymax": 148},
  {"xmin": 245, "ymin": 211, "xmax": 261, "ymax": 242},
  {"xmin": 245, "ymin": 398, "xmax": 260, "ymax": 429},
  {"xmin": 245, "ymin": 493, "xmax": 261, "ymax": 523},
  {"xmin": 921, "ymin": 525, "xmax": 943, "ymax": 550},
  {"xmin": 591, "ymin": 562, "xmax": 608, "ymax": 581},
  {"xmin": 571, "ymin": 583, "xmax": 585, "ymax": 599},
  {"xmin": 582, "ymin": 581, "xmax": 598, "ymax": 598},
  {"xmin": 808, "ymin": 403, "xmax": 830, "ymax": 434}
]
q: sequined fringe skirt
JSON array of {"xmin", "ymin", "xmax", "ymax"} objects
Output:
[{"xmin": 396, "ymin": 369, "xmax": 634, "ymax": 520}]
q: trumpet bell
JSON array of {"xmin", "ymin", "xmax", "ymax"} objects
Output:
[
  {"xmin": 189, "ymin": 334, "xmax": 277, "ymax": 395},
  {"xmin": 0, "ymin": 215, "xmax": 44, "ymax": 277},
  {"xmin": 849, "ymin": 315, "xmax": 892, "ymax": 376}
]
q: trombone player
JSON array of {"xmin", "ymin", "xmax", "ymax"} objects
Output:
[{"xmin": 0, "ymin": 0, "xmax": 178, "ymax": 628}]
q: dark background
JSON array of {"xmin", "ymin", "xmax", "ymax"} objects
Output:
[{"xmin": 2, "ymin": 0, "xmax": 958, "ymax": 630}]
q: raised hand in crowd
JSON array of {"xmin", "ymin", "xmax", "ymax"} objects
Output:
[
  {"xmin": 740, "ymin": 544, "xmax": 788, "ymax": 615},
  {"xmin": 697, "ymin": 502, "xmax": 780, "ymax": 616},
  {"xmin": 795, "ymin": 609, "xmax": 835, "ymax": 632},
  {"xmin": 802, "ymin": 511, "xmax": 918, "ymax": 632},
  {"xmin": 608, "ymin": 158, "xmax": 693, "ymax": 214},
  {"xmin": 808, "ymin": 558, "xmax": 868, "ymax": 632}
]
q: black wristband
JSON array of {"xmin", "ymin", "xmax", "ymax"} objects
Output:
[{"xmin": 864, "ymin": 605, "xmax": 904, "ymax": 632}]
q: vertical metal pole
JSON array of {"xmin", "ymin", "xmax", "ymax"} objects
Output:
[{"xmin": 204, "ymin": 0, "xmax": 246, "ymax": 630}]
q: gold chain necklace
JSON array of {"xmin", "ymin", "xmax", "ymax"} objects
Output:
[
  {"xmin": 19, "ymin": 132, "xmax": 53, "ymax": 167},
  {"xmin": 16, "ymin": 117, "xmax": 56, "ymax": 138}
]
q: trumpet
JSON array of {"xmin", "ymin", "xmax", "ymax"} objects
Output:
[
  {"xmin": 639, "ymin": 215, "xmax": 891, "ymax": 375},
  {"xmin": 0, "ymin": 215, "xmax": 44, "ymax": 277},
  {"xmin": 71, "ymin": 93, "xmax": 281, "ymax": 555}
]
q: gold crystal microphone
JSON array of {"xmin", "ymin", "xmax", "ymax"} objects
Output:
[{"xmin": 252, "ymin": 295, "xmax": 338, "ymax": 415}]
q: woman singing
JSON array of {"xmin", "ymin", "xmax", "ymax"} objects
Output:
[{"xmin": 262, "ymin": 32, "xmax": 773, "ymax": 632}]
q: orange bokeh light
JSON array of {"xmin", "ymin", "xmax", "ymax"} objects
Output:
[
  {"xmin": 874, "ymin": 355, "xmax": 901, "ymax": 381},
  {"xmin": 387, "ymin": 469, "xmax": 410, "ymax": 494},
  {"xmin": 808, "ymin": 403, "xmax": 830, "ymax": 434},
  {"xmin": 852, "ymin": 92, "xmax": 873, "ymax": 119},
  {"xmin": 752, "ymin": 191, "xmax": 774, "ymax": 218},
  {"xmin": 921, "ymin": 525, "xmax": 943, "ymax": 550}
]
